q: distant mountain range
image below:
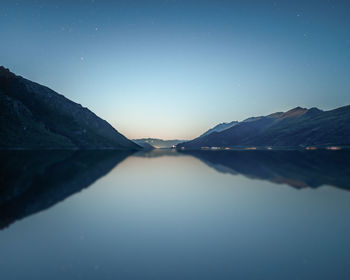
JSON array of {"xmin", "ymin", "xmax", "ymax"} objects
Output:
[
  {"xmin": 0, "ymin": 67, "xmax": 140, "ymax": 150},
  {"xmin": 133, "ymin": 138, "xmax": 185, "ymax": 149},
  {"xmin": 177, "ymin": 106, "xmax": 350, "ymax": 149}
]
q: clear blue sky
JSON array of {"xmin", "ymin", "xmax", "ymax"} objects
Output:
[{"xmin": 1, "ymin": 0, "xmax": 349, "ymax": 139}]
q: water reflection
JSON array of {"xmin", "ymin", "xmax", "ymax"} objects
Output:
[
  {"xmin": 0, "ymin": 149, "xmax": 349, "ymax": 230},
  {"xmin": 0, "ymin": 151, "xmax": 133, "ymax": 229},
  {"xmin": 1, "ymin": 150, "xmax": 350, "ymax": 280},
  {"xmin": 179, "ymin": 150, "xmax": 350, "ymax": 191}
]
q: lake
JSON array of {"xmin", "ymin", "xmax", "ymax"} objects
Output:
[{"xmin": 0, "ymin": 149, "xmax": 350, "ymax": 280}]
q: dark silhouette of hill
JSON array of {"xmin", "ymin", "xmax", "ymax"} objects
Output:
[
  {"xmin": 0, "ymin": 66, "xmax": 140, "ymax": 150},
  {"xmin": 177, "ymin": 106, "xmax": 350, "ymax": 149}
]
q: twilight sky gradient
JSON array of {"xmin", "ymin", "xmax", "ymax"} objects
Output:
[{"xmin": 1, "ymin": 0, "xmax": 350, "ymax": 139}]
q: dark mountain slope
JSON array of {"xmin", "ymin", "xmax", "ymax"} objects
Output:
[
  {"xmin": 178, "ymin": 106, "xmax": 350, "ymax": 149},
  {"xmin": 0, "ymin": 66, "xmax": 140, "ymax": 150}
]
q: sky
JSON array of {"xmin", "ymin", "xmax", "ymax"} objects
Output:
[{"xmin": 1, "ymin": 0, "xmax": 350, "ymax": 139}]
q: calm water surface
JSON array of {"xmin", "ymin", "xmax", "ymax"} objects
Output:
[{"xmin": 0, "ymin": 150, "xmax": 350, "ymax": 280}]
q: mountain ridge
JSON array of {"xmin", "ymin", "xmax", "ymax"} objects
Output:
[
  {"xmin": 199, "ymin": 121, "xmax": 238, "ymax": 138},
  {"xmin": 177, "ymin": 105, "xmax": 350, "ymax": 149},
  {"xmin": 0, "ymin": 66, "xmax": 140, "ymax": 150}
]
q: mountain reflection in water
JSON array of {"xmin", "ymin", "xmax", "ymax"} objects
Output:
[
  {"xmin": 0, "ymin": 150, "xmax": 133, "ymax": 229},
  {"xmin": 179, "ymin": 150, "xmax": 350, "ymax": 191},
  {"xmin": 0, "ymin": 149, "xmax": 349, "ymax": 229}
]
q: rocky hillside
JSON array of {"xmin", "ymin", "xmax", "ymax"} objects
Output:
[
  {"xmin": 0, "ymin": 67, "xmax": 140, "ymax": 150},
  {"xmin": 177, "ymin": 106, "xmax": 350, "ymax": 149}
]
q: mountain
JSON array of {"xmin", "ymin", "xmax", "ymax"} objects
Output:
[
  {"xmin": 177, "ymin": 105, "xmax": 350, "ymax": 149},
  {"xmin": 133, "ymin": 138, "xmax": 186, "ymax": 149},
  {"xmin": 199, "ymin": 121, "xmax": 238, "ymax": 137},
  {"xmin": 0, "ymin": 66, "xmax": 140, "ymax": 150},
  {"xmin": 133, "ymin": 139, "xmax": 155, "ymax": 150}
]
